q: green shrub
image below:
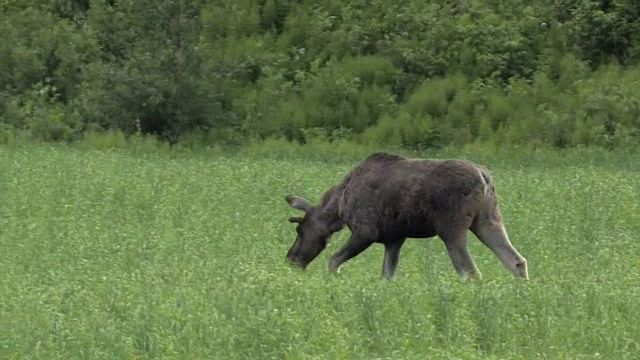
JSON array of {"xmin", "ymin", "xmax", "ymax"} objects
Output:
[
  {"xmin": 78, "ymin": 129, "xmax": 128, "ymax": 150},
  {"xmin": 2, "ymin": 0, "xmax": 640, "ymax": 151}
]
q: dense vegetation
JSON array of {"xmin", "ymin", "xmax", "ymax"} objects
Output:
[
  {"xmin": 2, "ymin": 0, "xmax": 640, "ymax": 149},
  {"xmin": 2, "ymin": 144, "xmax": 640, "ymax": 358}
]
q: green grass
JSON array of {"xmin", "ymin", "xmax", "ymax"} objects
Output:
[{"xmin": 1, "ymin": 143, "xmax": 640, "ymax": 359}]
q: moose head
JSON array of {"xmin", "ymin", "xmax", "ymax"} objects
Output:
[{"xmin": 285, "ymin": 195, "xmax": 343, "ymax": 269}]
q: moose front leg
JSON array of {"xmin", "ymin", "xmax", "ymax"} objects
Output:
[
  {"xmin": 382, "ymin": 238, "xmax": 406, "ymax": 280},
  {"xmin": 441, "ymin": 231, "xmax": 482, "ymax": 280},
  {"xmin": 328, "ymin": 234, "xmax": 373, "ymax": 273}
]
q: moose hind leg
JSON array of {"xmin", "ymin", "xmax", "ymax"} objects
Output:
[
  {"xmin": 328, "ymin": 234, "xmax": 373, "ymax": 273},
  {"xmin": 471, "ymin": 220, "xmax": 528, "ymax": 280},
  {"xmin": 382, "ymin": 239, "xmax": 406, "ymax": 280},
  {"xmin": 441, "ymin": 231, "xmax": 481, "ymax": 280}
]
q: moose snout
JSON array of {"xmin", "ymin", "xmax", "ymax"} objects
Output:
[
  {"xmin": 514, "ymin": 258, "xmax": 529, "ymax": 280},
  {"xmin": 287, "ymin": 255, "xmax": 308, "ymax": 270}
]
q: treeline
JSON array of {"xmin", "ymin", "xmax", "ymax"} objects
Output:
[{"xmin": 2, "ymin": 0, "xmax": 640, "ymax": 149}]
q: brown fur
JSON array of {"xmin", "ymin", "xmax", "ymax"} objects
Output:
[{"xmin": 286, "ymin": 152, "xmax": 528, "ymax": 280}]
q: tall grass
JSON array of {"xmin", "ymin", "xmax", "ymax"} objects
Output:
[{"xmin": 1, "ymin": 144, "xmax": 639, "ymax": 359}]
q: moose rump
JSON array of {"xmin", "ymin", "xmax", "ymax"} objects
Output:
[{"xmin": 285, "ymin": 152, "xmax": 528, "ymax": 280}]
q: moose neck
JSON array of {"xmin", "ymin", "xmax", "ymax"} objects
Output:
[{"xmin": 316, "ymin": 184, "xmax": 345, "ymax": 233}]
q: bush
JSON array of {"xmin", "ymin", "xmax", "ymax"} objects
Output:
[{"xmin": 1, "ymin": 0, "xmax": 640, "ymax": 150}]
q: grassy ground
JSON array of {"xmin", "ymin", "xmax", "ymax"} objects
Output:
[{"xmin": 1, "ymin": 143, "xmax": 639, "ymax": 359}]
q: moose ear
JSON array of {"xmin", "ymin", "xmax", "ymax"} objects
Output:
[
  {"xmin": 288, "ymin": 216, "xmax": 303, "ymax": 223},
  {"xmin": 285, "ymin": 195, "xmax": 314, "ymax": 212}
]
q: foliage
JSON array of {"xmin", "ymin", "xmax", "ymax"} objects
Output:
[{"xmin": 1, "ymin": 0, "xmax": 640, "ymax": 148}]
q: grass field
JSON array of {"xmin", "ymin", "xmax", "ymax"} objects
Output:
[{"xmin": 2, "ymin": 143, "xmax": 639, "ymax": 359}]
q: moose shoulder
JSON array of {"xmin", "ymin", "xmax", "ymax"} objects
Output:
[{"xmin": 285, "ymin": 152, "xmax": 528, "ymax": 280}]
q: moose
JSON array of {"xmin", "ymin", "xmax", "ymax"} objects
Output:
[{"xmin": 285, "ymin": 152, "xmax": 528, "ymax": 280}]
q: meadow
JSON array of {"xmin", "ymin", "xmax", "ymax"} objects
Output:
[{"xmin": 1, "ymin": 142, "xmax": 639, "ymax": 359}]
